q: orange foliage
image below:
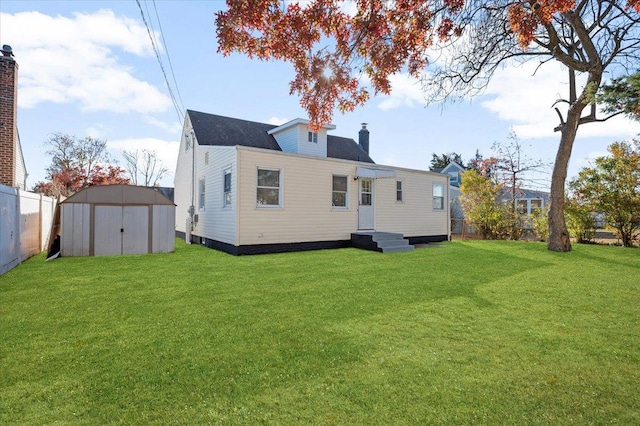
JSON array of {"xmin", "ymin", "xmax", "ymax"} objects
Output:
[{"xmin": 217, "ymin": 0, "xmax": 638, "ymax": 127}]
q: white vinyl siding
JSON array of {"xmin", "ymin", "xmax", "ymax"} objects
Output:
[
  {"xmin": 271, "ymin": 123, "xmax": 327, "ymax": 157},
  {"xmin": 236, "ymin": 147, "xmax": 448, "ymax": 245},
  {"xmin": 173, "ymin": 113, "xmax": 237, "ymax": 244},
  {"xmin": 174, "ymin": 114, "xmax": 196, "ymax": 234},
  {"xmin": 191, "ymin": 147, "xmax": 237, "ymax": 245},
  {"xmin": 376, "ymin": 171, "xmax": 448, "ymax": 237}
]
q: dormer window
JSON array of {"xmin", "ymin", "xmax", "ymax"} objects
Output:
[{"xmin": 307, "ymin": 131, "xmax": 318, "ymax": 143}]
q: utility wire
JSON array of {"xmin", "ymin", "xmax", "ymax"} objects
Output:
[
  {"xmin": 152, "ymin": 0, "xmax": 185, "ymax": 113},
  {"xmin": 136, "ymin": 0, "xmax": 184, "ymax": 125}
]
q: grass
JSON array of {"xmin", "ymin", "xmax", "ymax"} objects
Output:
[{"xmin": 1, "ymin": 240, "xmax": 639, "ymax": 424}]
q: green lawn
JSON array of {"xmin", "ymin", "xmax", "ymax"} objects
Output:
[{"xmin": 1, "ymin": 240, "xmax": 639, "ymax": 424}]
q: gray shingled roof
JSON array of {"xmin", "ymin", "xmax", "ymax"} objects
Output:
[{"xmin": 187, "ymin": 110, "xmax": 374, "ymax": 164}]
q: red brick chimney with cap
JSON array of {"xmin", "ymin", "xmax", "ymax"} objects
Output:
[{"xmin": 0, "ymin": 44, "xmax": 18, "ymax": 187}]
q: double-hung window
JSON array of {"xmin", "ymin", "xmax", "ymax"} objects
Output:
[
  {"xmin": 396, "ymin": 180, "xmax": 403, "ymax": 202},
  {"xmin": 332, "ymin": 175, "xmax": 348, "ymax": 208},
  {"xmin": 433, "ymin": 183, "xmax": 444, "ymax": 210},
  {"xmin": 223, "ymin": 169, "xmax": 231, "ymax": 207},
  {"xmin": 198, "ymin": 178, "xmax": 206, "ymax": 210},
  {"xmin": 257, "ymin": 168, "xmax": 281, "ymax": 207}
]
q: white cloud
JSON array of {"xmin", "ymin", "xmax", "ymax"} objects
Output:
[
  {"xmin": 377, "ymin": 74, "xmax": 428, "ymax": 111},
  {"xmin": 144, "ymin": 116, "xmax": 183, "ymax": 135},
  {"xmin": 481, "ymin": 61, "xmax": 640, "ymax": 140},
  {"xmin": 108, "ymin": 137, "xmax": 180, "ymax": 185},
  {"xmin": 374, "ymin": 60, "xmax": 640, "ymax": 143},
  {"xmin": 0, "ymin": 10, "xmax": 171, "ymax": 114},
  {"xmin": 266, "ymin": 116, "xmax": 289, "ymax": 125}
]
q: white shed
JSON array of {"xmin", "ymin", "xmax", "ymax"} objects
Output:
[{"xmin": 60, "ymin": 185, "xmax": 175, "ymax": 256}]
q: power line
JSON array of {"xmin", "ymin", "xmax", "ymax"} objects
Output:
[
  {"xmin": 152, "ymin": 0, "xmax": 185, "ymax": 113},
  {"xmin": 135, "ymin": 0, "xmax": 184, "ymax": 125}
]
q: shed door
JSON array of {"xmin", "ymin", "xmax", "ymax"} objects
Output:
[
  {"xmin": 94, "ymin": 205, "xmax": 149, "ymax": 256},
  {"xmin": 358, "ymin": 178, "xmax": 374, "ymax": 230},
  {"xmin": 95, "ymin": 206, "xmax": 123, "ymax": 256},
  {"xmin": 122, "ymin": 206, "xmax": 149, "ymax": 255}
]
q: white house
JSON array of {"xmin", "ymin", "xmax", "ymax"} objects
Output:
[{"xmin": 174, "ymin": 110, "xmax": 450, "ymax": 255}]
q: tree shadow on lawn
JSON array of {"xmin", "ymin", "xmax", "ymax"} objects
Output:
[
  {"xmin": 1, "ymin": 241, "xmax": 558, "ymax": 423},
  {"xmin": 568, "ymin": 244, "xmax": 640, "ymax": 271}
]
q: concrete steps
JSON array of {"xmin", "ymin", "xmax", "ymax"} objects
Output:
[{"xmin": 351, "ymin": 232, "xmax": 415, "ymax": 253}]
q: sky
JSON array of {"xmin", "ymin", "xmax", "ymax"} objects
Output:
[{"xmin": 1, "ymin": 0, "xmax": 639, "ymax": 190}]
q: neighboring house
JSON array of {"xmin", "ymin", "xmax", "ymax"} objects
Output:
[
  {"xmin": 431, "ymin": 161, "xmax": 466, "ymax": 188},
  {"xmin": 0, "ymin": 45, "xmax": 28, "ymax": 190},
  {"xmin": 174, "ymin": 110, "xmax": 450, "ymax": 255},
  {"xmin": 502, "ymin": 187, "xmax": 550, "ymax": 215},
  {"xmin": 431, "ymin": 162, "xmax": 466, "ymax": 228}
]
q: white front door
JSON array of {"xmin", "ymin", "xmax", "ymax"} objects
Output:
[{"xmin": 358, "ymin": 178, "xmax": 374, "ymax": 230}]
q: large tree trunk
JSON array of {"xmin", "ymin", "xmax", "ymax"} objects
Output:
[{"xmin": 547, "ymin": 106, "xmax": 584, "ymax": 252}]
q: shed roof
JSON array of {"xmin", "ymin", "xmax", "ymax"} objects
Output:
[
  {"xmin": 187, "ymin": 110, "xmax": 375, "ymax": 164},
  {"xmin": 61, "ymin": 184, "xmax": 175, "ymax": 205}
]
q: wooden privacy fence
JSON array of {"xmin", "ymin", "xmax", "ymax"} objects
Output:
[{"xmin": 0, "ymin": 184, "xmax": 56, "ymax": 275}]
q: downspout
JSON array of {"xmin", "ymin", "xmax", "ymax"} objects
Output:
[{"xmin": 186, "ymin": 129, "xmax": 196, "ymax": 244}]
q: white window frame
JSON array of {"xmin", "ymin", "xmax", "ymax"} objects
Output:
[
  {"xmin": 516, "ymin": 199, "xmax": 528, "ymax": 215},
  {"xmin": 198, "ymin": 177, "xmax": 206, "ymax": 210},
  {"xmin": 223, "ymin": 168, "xmax": 232, "ymax": 208},
  {"xmin": 256, "ymin": 167, "xmax": 283, "ymax": 208},
  {"xmin": 433, "ymin": 183, "xmax": 445, "ymax": 211},
  {"xmin": 331, "ymin": 174, "xmax": 349, "ymax": 209},
  {"xmin": 396, "ymin": 180, "xmax": 404, "ymax": 202},
  {"xmin": 308, "ymin": 131, "xmax": 318, "ymax": 143}
]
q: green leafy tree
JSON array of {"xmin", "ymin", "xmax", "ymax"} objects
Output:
[
  {"xmin": 531, "ymin": 207, "xmax": 549, "ymax": 241},
  {"xmin": 564, "ymin": 195, "xmax": 596, "ymax": 244},
  {"xmin": 459, "ymin": 169, "xmax": 502, "ymax": 239},
  {"xmin": 430, "ymin": 152, "xmax": 464, "ymax": 170},
  {"xmin": 599, "ymin": 71, "xmax": 640, "ymax": 121},
  {"xmin": 569, "ymin": 140, "xmax": 640, "ymax": 247}
]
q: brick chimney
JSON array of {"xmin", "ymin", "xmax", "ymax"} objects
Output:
[
  {"xmin": 0, "ymin": 44, "xmax": 18, "ymax": 187},
  {"xmin": 358, "ymin": 123, "xmax": 369, "ymax": 155}
]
